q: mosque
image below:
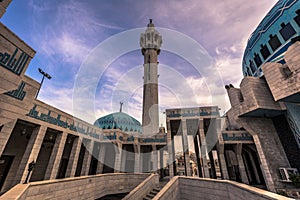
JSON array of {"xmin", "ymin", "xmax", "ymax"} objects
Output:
[{"xmin": 0, "ymin": 0, "xmax": 300, "ymax": 199}]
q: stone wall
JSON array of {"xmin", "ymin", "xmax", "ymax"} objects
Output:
[
  {"xmin": 0, "ymin": 0, "xmax": 12, "ymax": 18},
  {"xmin": 123, "ymin": 173, "xmax": 159, "ymax": 200},
  {"xmin": 153, "ymin": 176, "xmax": 180, "ymax": 200},
  {"xmin": 154, "ymin": 176, "xmax": 293, "ymax": 200},
  {"xmin": 262, "ymin": 41, "xmax": 300, "ymax": 102},
  {"xmin": 0, "ymin": 173, "xmax": 150, "ymax": 200}
]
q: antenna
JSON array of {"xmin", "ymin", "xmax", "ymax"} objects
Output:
[{"xmin": 120, "ymin": 102, "xmax": 123, "ymax": 112}]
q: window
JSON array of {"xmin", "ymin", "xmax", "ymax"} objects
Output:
[
  {"xmin": 249, "ymin": 60, "xmax": 256, "ymax": 73},
  {"xmin": 294, "ymin": 9, "xmax": 300, "ymax": 27},
  {"xmin": 254, "ymin": 53, "xmax": 262, "ymax": 67},
  {"xmin": 268, "ymin": 34, "xmax": 281, "ymax": 51},
  {"xmin": 279, "ymin": 23, "xmax": 296, "ymax": 41},
  {"xmin": 260, "ymin": 44, "xmax": 271, "ymax": 59}
]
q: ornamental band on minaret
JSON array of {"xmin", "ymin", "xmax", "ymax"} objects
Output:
[{"xmin": 140, "ymin": 19, "xmax": 162, "ymax": 135}]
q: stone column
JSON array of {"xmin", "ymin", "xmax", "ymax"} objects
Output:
[
  {"xmin": 17, "ymin": 125, "xmax": 47, "ymax": 184},
  {"xmin": 65, "ymin": 136, "xmax": 82, "ymax": 177},
  {"xmin": 0, "ymin": 119, "xmax": 17, "ymax": 156},
  {"xmin": 167, "ymin": 121, "xmax": 175, "ymax": 177},
  {"xmin": 181, "ymin": 119, "xmax": 191, "ymax": 176},
  {"xmin": 199, "ymin": 119, "xmax": 210, "ymax": 178},
  {"xmin": 248, "ymin": 149, "xmax": 261, "ymax": 184},
  {"xmin": 134, "ymin": 144, "xmax": 141, "ymax": 173},
  {"xmin": 234, "ymin": 144, "xmax": 249, "ymax": 184},
  {"xmin": 81, "ymin": 140, "xmax": 94, "ymax": 176},
  {"xmin": 114, "ymin": 143, "xmax": 122, "ymax": 173},
  {"xmin": 121, "ymin": 146, "xmax": 127, "ymax": 172},
  {"xmin": 44, "ymin": 132, "xmax": 68, "ymax": 180},
  {"xmin": 96, "ymin": 144, "xmax": 106, "ymax": 174},
  {"xmin": 217, "ymin": 143, "xmax": 229, "ymax": 179},
  {"xmin": 152, "ymin": 145, "xmax": 158, "ymax": 172}
]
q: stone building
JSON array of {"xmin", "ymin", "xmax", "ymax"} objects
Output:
[
  {"xmin": 166, "ymin": 106, "xmax": 223, "ymax": 179},
  {"xmin": 221, "ymin": 0, "xmax": 300, "ymax": 194},
  {"xmin": 0, "ymin": 0, "xmax": 167, "ymax": 193},
  {"xmin": 224, "ymin": 42, "xmax": 300, "ymax": 193}
]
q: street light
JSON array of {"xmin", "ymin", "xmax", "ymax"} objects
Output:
[{"xmin": 35, "ymin": 68, "xmax": 52, "ymax": 99}]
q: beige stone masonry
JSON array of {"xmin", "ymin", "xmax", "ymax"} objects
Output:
[
  {"xmin": 1, "ymin": 173, "xmax": 151, "ymax": 200},
  {"xmin": 262, "ymin": 42, "xmax": 300, "ymax": 102},
  {"xmin": 44, "ymin": 132, "xmax": 68, "ymax": 180},
  {"xmin": 154, "ymin": 176, "xmax": 294, "ymax": 200},
  {"xmin": 17, "ymin": 125, "xmax": 47, "ymax": 184},
  {"xmin": 65, "ymin": 136, "xmax": 82, "ymax": 177}
]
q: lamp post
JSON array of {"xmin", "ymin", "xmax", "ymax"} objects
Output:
[{"xmin": 35, "ymin": 68, "xmax": 52, "ymax": 99}]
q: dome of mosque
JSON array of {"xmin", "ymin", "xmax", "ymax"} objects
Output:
[{"xmin": 94, "ymin": 112, "xmax": 142, "ymax": 134}]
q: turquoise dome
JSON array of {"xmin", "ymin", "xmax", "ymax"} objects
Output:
[{"xmin": 94, "ymin": 112, "xmax": 142, "ymax": 134}]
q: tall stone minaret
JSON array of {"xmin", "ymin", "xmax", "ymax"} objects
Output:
[{"xmin": 140, "ymin": 19, "xmax": 162, "ymax": 135}]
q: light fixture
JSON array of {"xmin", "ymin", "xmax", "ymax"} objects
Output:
[
  {"xmin": 35, "ymin": 68, "xmax": 52, "ymax": 99},
  {"xmin": 67, "ymin": 138, "xmax": 72, "ymax": 144},
  {"xmin": 49, "ymin": 134, "xmax": 53, "ymax": 141},
  {"xmin": 21, "ymin": 128, "xmax": 26, "ymax": 136}
]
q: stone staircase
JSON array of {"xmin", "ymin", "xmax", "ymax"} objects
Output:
[
  {"xmin": 142, "ymin": 176, "xmax": 170, "ymax": 200},
  {"xmin": 143, "ymin": 187, "xmax": 161, "ymax": 200}
]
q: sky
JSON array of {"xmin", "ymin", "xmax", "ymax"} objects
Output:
[{"xmin": 1, "ymin": 0, "xmax": 278, "ymax": 126}]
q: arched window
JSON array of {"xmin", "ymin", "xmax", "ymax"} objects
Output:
[
  {"xmin": 260, "ymin": 44, "xmax": 271, "ymax": 60},
  {"xmin": 268, "ymin": 34, "xmax": 281, "ymax": 51},
  {"xmin": 279, "ymin": 23, "xmax": 296, "ymax": 41},
  {"xmin": 254, "ymin": 53, "xmax": 262, "ymax": 67}
]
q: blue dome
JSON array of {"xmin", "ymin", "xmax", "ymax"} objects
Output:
[
  {"xmin": 94, "ymin": 112, "xmax": 142, "ymax": 134},
  {"xmin": 242, "ymin": 0, "xmax": 300, "ymax": 77}
]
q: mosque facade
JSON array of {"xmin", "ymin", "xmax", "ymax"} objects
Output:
[{"xmin": 0, "ymin": 0, "xmax": 300, "ymax": 198}]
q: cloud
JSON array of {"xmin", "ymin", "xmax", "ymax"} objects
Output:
[
  {"xmin": 17, "ymin": 0, "xmax": 278, "ymax": 125},
  {"xmin": 38, "ymin": 84, "xmax": 74, "ymax": 116}
]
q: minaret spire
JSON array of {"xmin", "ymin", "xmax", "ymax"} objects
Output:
[{"xmin": 140, "ymin": 19, "xmax": 162, "ymax": 135}]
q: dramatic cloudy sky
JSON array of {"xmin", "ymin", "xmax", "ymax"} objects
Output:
[{"xmin": 1, "ymin": 0, "xmax": 277, "ymax": 125}]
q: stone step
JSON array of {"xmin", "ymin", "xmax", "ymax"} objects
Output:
[
  {"xmin": 150, "ymin": 190, "xmax": 158, "ymax": 195},
  {"xmin": 146, "ymin": 193, "xmax": 155, "ymax": 198}
]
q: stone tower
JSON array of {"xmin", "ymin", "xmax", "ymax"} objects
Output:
[{"xmin": 140, "ymin": 19, "xmax": 162, "ymax": 135}]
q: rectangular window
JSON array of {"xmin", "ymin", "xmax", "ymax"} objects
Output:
[
  {"xmin": 254, "ymin": 53, "xmax": 262, "ymax": 67},
  {"xmin": 268, "ymin": 34, "xmax": 281, "ymax": 51},
  {"xmin": 279, "ymin": 23, "xmax": 296, "ymax": 41},
  {"xmin": 260, "ymin": 44, "xmax": 271, "ymax": 59}
]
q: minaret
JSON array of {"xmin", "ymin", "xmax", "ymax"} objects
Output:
[{"xmin": 140, "ymin": 19, "xmax": 162, "ymax": 135}]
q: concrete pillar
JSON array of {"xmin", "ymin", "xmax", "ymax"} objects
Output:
[
  {"xmin": 65, "ymin": 136, "xmax": 82, "ymax": 177},
  {"xmin": 234, "ymin": 144, "xmax": 249, "ymax": 184},
  {"xmin": 17, "ymin": 125, "xmax": 47, "ymax": 184},
  {"xmin": 96, "ymin": 144, "xmax": 106, "ymax": 174},
  {"xmin": 218, "ymin": 144, "xmax": 229, "ymax": 179},
  {"xmin": 152, "ymin": 145, "xmax": 158, "ymax": 172},
  {"xmin": 252, "ymin": 135, "xmax": 276, "ymax": 192},
  {"xmin": 181, "ymin": 119, "xmax": 191, "ymax": 176},
  {"xmin": 248, "ymin": 149, "xmax": 261, "ymax": 184},
  {"xmin": 0, "ymin": 119, "xmax": 17, "ymax": 157},
  {"xmin": 134, "ymin": 145, "xmax": 141, "ymax": 173},
  {"xmin": 44, "ymin": 132, "xmax": 68, "ymax": 180},
  {"xmin": 167, "ymin": 121, "xmax": 174, "ymax": 177},
  {"xmin": 225, "ymin": 86, "xmax": 243, "ymax": 108},
  {"xmin": 121, "ymin": 146, "xmax": 127, "ymax": 172},
  {"xmin": 81, "ymin": 140, "xmax": 94, "ymax": 176},
  {"xmin": 198, "ymin": 120, "xmax": 210, "ymax": 178},
  {"xmin": 114, "ymin": 143, "xmax": 122, "ymax": 173}
]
